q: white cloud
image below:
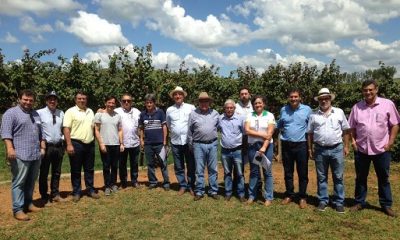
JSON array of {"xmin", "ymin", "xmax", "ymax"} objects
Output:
[
  {"xmin": 60, "ymin": 11, "xmax": 129, "ymax": 46},
  {"xmin": 0, "ymin": 0, "xmax": 82, "ymax": 16},
  {"xmin": 1, "ymin": 32, "xmax": 19, "ymax": 43},
  {"xmin": 19, "ymin": 16, "xmax": 53, "ymax": 34},
  {"xmin": 30, "ymin": 34, "xmax": 45, "ymax": 43},
  {"xmin": 356, "ymin": 0, "xmax": 400, "ymax": 23}
]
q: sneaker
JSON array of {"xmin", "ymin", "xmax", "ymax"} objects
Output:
[
  {"xmin": 336, "ymin": 205, "xmax": 345, "ymax": 214},
  {"xmin": 72, "ymin": 194, "xmax": 81, "ymax": 203},
  {"xmin": 88, "ymin": 192, "xmax": 100, "ymax": 199},
  {"xmin": 14, "ymin": 211, "xmax": 30, "ymax": 221},
  {"xmin": 383, "ymin": 207, "xmax": 397, "ymax": 218},
  {"xmin": 316, "ymin": 202, "xmax": 327, "ymax": 212},
  {"xmin": 104, "ymin": 188, "xmax": 111, "ymax": 196},
  {"xmin": 111, "ymin": 185, "xmax": 119, "ymax": 193}
]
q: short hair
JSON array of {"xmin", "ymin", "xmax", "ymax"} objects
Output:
[
  {"xmin": 121, "ymin": 93, "xmax": 132, "ymax": 99},
  {"xmin": 362, "ymin": 79, "xmax": 378, "ymax": 89},
  {"xmin": 251, "ymin": 95, "xmax": 267, "ymax": 106},
  {"xmin": 144, "ymin": 93, "xmax": 156, "ymax": 102},
  {"xmin": 224, "ymin": 99, "xmax": 236, "ymax": 107},
  {"xmin": 287, "ymin": 88, "xmax": 302, "ymax": 97},
  {"xmin": 18, "ymin": 89, "xmax": 35, "ymax": 99},
  {"xmin": 104, "ymin": 95, "xmax": 117, "ymax": 103},
  {"xmin": 75, "ymin": 90, "xmax": 88, "ymax": 98},
  {"xmin": 239, "ymin": 86, "xmax": 251, "ymax": 94}
]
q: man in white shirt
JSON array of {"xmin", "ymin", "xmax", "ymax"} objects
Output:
[{"xmin": 166, "ymin": 87, "xmax": 196, "ymax": 195}]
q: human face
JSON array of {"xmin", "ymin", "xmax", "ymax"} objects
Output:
[
  {"xmin": 145, "ymin": 100, "xmax": 156, "ymax": 112},
  {"xmin": 19, "ymin": 95, "xmax": 35, "ymax": 111},
  {"xmin": 224, "ymin": 103, "xmax": 235, "ymax": 118},
  {"xmin": 46, "ymin": 96, "xmax": 58, "ymax": 111},
  {"xmin": 75, "ymin": 93, "xmax": 88, "ymax": 109},
  {"xmin": 362, "ymin": 83, "xmax": 378, "ymax": 104},
  {"xmin": 252, "ymin": 98, "xmax": 265, "ymax": 114},
  {"xmin": 288, "ymin": 91, "xmax": 301, "ymax": 109},
  {"xmin": 239, "ymin": 89, "xmax": 250, "ymax": 104},
  {"xmin": 105, "ymin": 98, "xmax": 116, "ymax": 112},
  {"xmin": 199, "ymin": 99, "xmax": 210, "ymax": 113},
  {"xmin": 173, "ymin": 92, "xmax": 184, "ymax": 105},
  {"xmin": 121, "ymin": 95, "xmax": 132, "ymax": 110},
  {"xmin": 318, "ymin": 96, "xmax": 332, "ymax": 112}
]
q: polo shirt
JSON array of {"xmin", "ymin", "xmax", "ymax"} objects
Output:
[
  {"xmin": 245, "ymin": 110, "xmax": 276, "ymax": 144},
  {"xmin": 63, "ymin": 105, "xmax": 95, "ymax": 144},
  {"xmin": 37, "ymin": 106, "xmax": 64, "ymax": 144},
  {"xmin": 235, "ymin": 101, "xmax": 253, "ymax": 117},
  {"xmin": 166, "ymin": 102, "xmax": 195, "ymax": 145},
  {"xmin": 139, "ymin": 108, "xmax": 166, "ymax": 144},
  {"xmin": 348, "ymin": 97, "xmax": 400, "ymax": 155},
  {"xmin": 277, "ymin": 104, "xmax": 312, "ymax": 142}
]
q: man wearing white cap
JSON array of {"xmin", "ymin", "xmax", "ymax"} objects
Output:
[
  {"xmin": 307, "ymin": 88, "xmax": 350, "ymax": 213},
  {"xmin": 166, "ymin": 86, "xmax": 196, "ymax": 195}
]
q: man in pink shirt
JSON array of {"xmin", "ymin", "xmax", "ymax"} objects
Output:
[{"xmin": 348, "ymin": 79, "xmax": 400, "ymax": 217}]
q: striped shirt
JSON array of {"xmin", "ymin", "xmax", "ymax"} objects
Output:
[{"xmin": 139, "ymin": 108, "xmax": 166, "ymax": 144}]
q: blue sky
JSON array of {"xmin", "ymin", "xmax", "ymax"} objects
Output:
[{"xmin": 1, "ymin": 0, "xmax": 400, "ymax": 76}]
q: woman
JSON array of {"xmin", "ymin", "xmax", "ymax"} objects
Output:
[
  {"xmin": 94, "ymin": 96, "xmax": 123, "ymax": 196},
  {"xmin": 244, "ymin": 95, "xmax": 275, "ymax": 206}
]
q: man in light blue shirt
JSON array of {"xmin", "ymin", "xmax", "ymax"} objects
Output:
[
  {"xmin": 166, "ymin": 86, "xmax": 196, "ymax": 195},
  {"xmin": 219, "ymin": 99, "xmax": 246, "ymax": 202},
  {"xmin": 37, "ymin": 91, "xmax": 65, "ymax": 204},
  {"xmin": 277, "ymin": 89, "xmax": 311, "ymax": 209}
]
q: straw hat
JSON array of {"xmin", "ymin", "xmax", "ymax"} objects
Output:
[
  {"xmin": 314, "ymin": 88, "xmax": 336, "ymax": 101},
  {"xmin": 169, "ymin": 86, "xmax": 187, "ymax": 98}
]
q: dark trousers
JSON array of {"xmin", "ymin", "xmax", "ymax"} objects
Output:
[
  {"xmin": 100, "ymin": 145, "xmax": 120, "ymax": 188},
  {"xmin": 119, "ymin": 146, "xmax": 140, "ymax": 184},
  {"xmin": 69, "ymin": 140, "xmax": 95, "ymax": 195},
  {"xmin": 354, "ymin": 151, "xmax": 393, "ymax": 208},
  {"xmin": 39, "ymin": 143, "xmax": 64, "ymax": 199},
  {"xmin": 281, "ymin": 141, "xmax": 309, "ymax": 198},
  {"xmin": 171, "ymin": 144, "xmax": 195, "ymax": 190}
]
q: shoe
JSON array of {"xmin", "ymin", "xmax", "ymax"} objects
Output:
[
  {"xmin": 72, "ymin": 194, "xmax": 81, "ymax": 203},
  {"xmin": 14, "ymin": 211, "xmax": 30, "ymax": 221},
  {"xmin": 281, "ymin": 197, "xmax": 292, "ymax": 205},
  {"xmin": 350, "ymin": 203, "xmax": 364, "ymax": 212},
  {"xmin": 41, "ymin": 197, "xmax": 52, "ymax": 206},
  {"xmin": 104, "ymin": 188, "xmax": 111, "ymax": 196},
  {"xmin": 111, "ymin": 185, "xmax": 119, "ymax": 193},
  {"xmin": 246, "ymin": 199, "xmax": 254, "ymax": 205},
  {"xmin": 26, "ymin": 204, "xmax": 41, "ymax": 213},
  {"xmin": 132, "ymin": 182, "xmax": 139, "ymax": 188},
  {"xmin": 239, "ymin": 196, "xmax": 247, "ymax": 203},
  {"xmin": 121, "ymin": 182, "xmax": 127, "ymax": 189},
  {"xmin": 383, "ymin": 207, "xmax": 397, "ymax": 218},
  {"xmin": 336, "ymin": 205, "xmax": 345, "ymax": 214},
  {"xmin": 264, "ymin": 200, "xmax": 272, "ymax": 207},
  {"xmin": 225, "ymin": 195, "xmax": 232, "ymax": 201},
  {"xmin": 178, "ymin": 188, "xmax": 186, "ymax": 196},
  {"xmin": 316, "ymin": 202, "xmax": 327, "ymax": 212},
  {"xmin": 148, "ymin": 184, "xmax": 157, "ymax": 189},
  {"xmin": 194, "ymin": 195, "xmax": 204, "ymax": 201},
  {"xmin": 88, "ymin": 192, "xmax": 100, "ymax": 199},
  {"xmin": 52, "ymin": 195, "xmax": 65, "ymax": 203},
  {"xmin": 210, "ymin": 194, "xmax": 220, "ymax": 200},
  {"xmin": 299, "ymin": 198, "xmax": 307, "ymax": 209},
  {"xmin": 163, "ymin": 186, "xmax": 170, "ymax": 191},
  {"xmin": 189, "ymin": 189, "xmax": 195, "ymax": 196}
]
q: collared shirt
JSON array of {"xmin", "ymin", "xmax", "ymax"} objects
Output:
[
  {"xmin": 348, "ymin": 97, "xmax": 400, "ymax": 155},
  {"xmin": 219, "ymin": 113, "xmax": 243, "ymax": 148},
  {"xmin": 307, "ymin": 107, "xmax": 350, "ymax": 146},
  {"xmin": 166, "ymin": 102, "xmax": 195, "ymax": 145},
  {"xmin": 245, "ymin": 110, "xmax": 276, "ymax": 144},
  {"xmin": 188, "ymin": 108, "xmax": 219, "ymax": 145},
  {"xmin": 139, "ymin": 108, "xmax": 166, "ymax": 144},
  {"xmin": 235, "ymin": 101, "xmax": 253, "ymax": 117},
  {"xmin": 277, "ymin": 103, "xmax": 312, "ymax": 142},
  {"xmin": 37, "ymin": 106, "xmax": 64, "ymax": 144},
  {"xmin": 1, "ymin": 105, "xmax": 43, "ymax": 161},
  {"xmin": 115, "ymin": 107, "xmax": 141, "ymax": 148},
  {"xmin": 63, "ymin": 105, "xmax": 95, "ymax": 144},
  {"xmin": 94, "ymin": 111, "xmax": 122, "ymax": 146}
]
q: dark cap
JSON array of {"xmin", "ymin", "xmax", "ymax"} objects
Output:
[{"xmin": 46, "ymin": 90, "xmax": 58, "ymax": 99}]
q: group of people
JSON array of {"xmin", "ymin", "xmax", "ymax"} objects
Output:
[{"xmin": 1, "ymin": 79, "xmax": 399, "ymax": 222}]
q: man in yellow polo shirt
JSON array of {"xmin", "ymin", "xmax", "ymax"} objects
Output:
[{"xmin": 63, "ymin": 91, "xmax": 100, "ymax": 202}]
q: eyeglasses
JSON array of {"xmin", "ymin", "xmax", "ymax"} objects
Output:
[{"xmin": 122, "ymin": 99, "xmax": 132, "ymax": 103}]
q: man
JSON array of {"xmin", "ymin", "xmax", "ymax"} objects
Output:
[
  {"xmin": 348, "ymin": 79, "xmax": 400, "ymax": 217},
  {"xmin": 37, "ymin": 91, "xmax": 65, "ymax": 204},
  {"xmin": 166, "ymin": 86, "xmax": 196, "ymax": 195},
  {"xmin": 188, "ymin": 92, "xmax": 220, "ymax": 201},
  {"xmin": 219, "ymin": 99, "xmax": 246, "ymax": 202},
  {"xmin": 277, "ymin": 89, "xmax": 312, "ymax": 209},
  {"xmin": 63, "ymin": 90, "xmax": 100, "ymax": 202},
  {"xmin": 1, "ymin": 89, "xmax": 45, "ymax": 221},
  {"xmin": 139, "ymin": 93, "xmax": 170, "ymax": 190},
  {"xmin": 115, "ymin": 93, "xmax": 141, "ymax": 188},
  {"xmin": 307, "ymin": 88, "xmax": 350, "ymax": 213}
]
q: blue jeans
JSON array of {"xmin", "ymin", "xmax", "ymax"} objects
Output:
[
  {"xmin": 193, "ymin": 140, "xmax": 218, "ymax": 196},
  {"xmin": 221, "ymin": 147, "xmax": 245, "ymax": 198},
  {"xmin": 144, "ymin": 144, "xmax": 170, "ymax": 188},
  {"xmin": 10, "ymin": 158, "xmax": 40, "ymax": 214},
  {"xmin": 100, "ymin": 145, "xmax": 120, "ymax": 188},
  {"xmin": 248, "ymin": 142, "xmax": 274, "ymax": 201},
  {"xmin": 354, "ymin": 151, "xmax": 392, "ymax": 208},
  {"xmin": 119, "ymin": 146, "xmax": 140, "ymax": 184},
  {"xmin": 69, "ymin": 140, "xmax": 95, "ymax": 195},
  {"xmin": 314, "ymin": 143, "xmax": 345, "ymax": 206},
  {"xmin": 171, "ymin": 144, "xmax": 195, "ymax": 190}
]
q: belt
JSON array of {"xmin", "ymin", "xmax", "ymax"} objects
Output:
[
  {"xmin": 222, "ymin": 145, "xmax": 242, "ymax": 151},
  {"xmin": 194, "ymin": 138, "xmax": 217, "ymax": 144},
  {"xmin": 46, "ymin": 141, "xmax": 63, "ymax": 147},
  {"xmin": 315, "ymin": 143, "xmax": 341, "ymax": 149},
  {"xmin": 71, "ymin": 139, "xmax": 93, "ymax": 145},
  {"xmin": 282, "ymin": 141, "xmax": 306, "ymax": 147}
]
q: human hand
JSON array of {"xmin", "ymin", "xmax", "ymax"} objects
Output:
[{"xmin": 66, "ymin": 144, "xmax": 75, "ymax": 156}]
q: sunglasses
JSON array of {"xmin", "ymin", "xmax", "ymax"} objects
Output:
[{"xmin": 122, "ymin": 99, "xmax": 132, "ymax": 103}]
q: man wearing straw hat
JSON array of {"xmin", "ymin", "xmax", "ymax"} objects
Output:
[{"xmin": 166, "ymin": 86, "xmax": 196, "ymax": 196}]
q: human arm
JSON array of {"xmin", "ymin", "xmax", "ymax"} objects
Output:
[
  {"xmin": 4, "ymin": 139, "xmax": 16, "ymax": 161},
  {"xmin": 308, "ymin": 133, "xmax": 314, "ymax": 159},
  {"xmin": 118, "ymin": 125, "xmax": 124, "ymax": 152},
  {"xmin": 40, "ymin": 140, "xmax": 46, "ymax": 158},
  {"xmin": 350, "ymin": 128, "xmax": 358, "ymax": 152},
  {"xmin": 162, "ymin": 123, "xmax": 168, "ymax": 146},
  {"xmin": 384, "ymin": 124, "xmax": 399, "ymax": 151},
  {"xmin": 63, "ymin": 127, "xmax": 74, "ymax": 155},
  {"xmin": 258, "ymin": 123, "xmax": 275, "ymax": 153},
  {"xmin": 343, "ymin": 129, "xmax": 350, "ymax": 157}
]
